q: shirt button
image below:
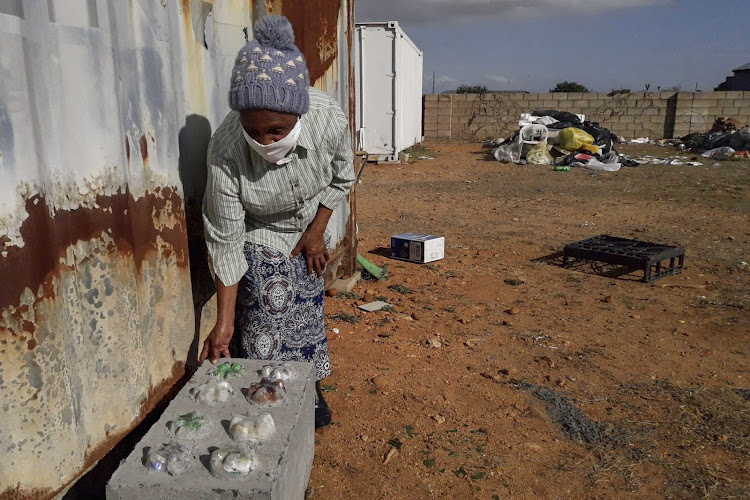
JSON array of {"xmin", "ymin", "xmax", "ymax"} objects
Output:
[
  {"xmin": 292, "ymin": 179, "xmax": 300, "ymax": 188},
  {"xmin": 296, "ymin": 213, "xmax": 303, "ymax": 220}
]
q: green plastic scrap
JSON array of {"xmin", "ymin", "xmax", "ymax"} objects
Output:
[
  {"xmin": 214, "ymin": 362, "xmax": 244, "ymax": 379},
  {"xmin": 176, "ymin": 412, "xmax": 207, "ymax": 431},
  {"xmin": 357, "ymin": 254, "xmax": 388, "ymax": 280}
]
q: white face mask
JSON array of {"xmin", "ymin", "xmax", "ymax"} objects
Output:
[{"xmin": 242, "ymin": 119, "xmax": 302, "ymax": 165}]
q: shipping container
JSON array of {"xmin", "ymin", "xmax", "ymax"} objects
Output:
[
  {"xmin": 355, "ymin": 21, "xmax": 423, "ymax": 161},
  {"xmin": 0, "ymin": 1, "xmax": 355, "ymax": 497}
]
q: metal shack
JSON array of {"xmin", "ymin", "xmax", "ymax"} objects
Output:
[
  {"xmin": 355, "ymin": 21, "xmax": 423, "ymax": 162},
  {"xmin": 0, "ymin": 1, "xmax": 356, "ymax": 497}
]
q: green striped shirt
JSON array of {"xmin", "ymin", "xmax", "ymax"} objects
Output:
[{"xmin": 202, "ymin": 87, "xmax": 355, "ymax": 286}]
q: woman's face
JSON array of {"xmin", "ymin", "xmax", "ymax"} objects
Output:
[{"xmin": 239, "ymin": 109, "xmax": 298, "ymax": 145}]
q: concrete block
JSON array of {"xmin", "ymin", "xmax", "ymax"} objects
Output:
[
  {"xmin": 452, "ymin": 94, "xmax": 467, "ymax": 101},
  {"xmin": 570, "ymin": 99, "xmax": 588, "ymax": 108},
  {"xmin": 424, "ymin": 94, "xmax": 438, "ymax": 102},
  {"xmin": 694, "ymin": 92, "xmax": 721, "ymax": 100},
  {"xmin": 438, "ymin": 94, "xmax": 452, "ymax": 102},
  {"xmin": 676, "ymin": 92, "xmax": 694, "ymax": 102},
  {"xmin": 721, "ymin": 107, "xmax": 740, "ymax": 116},
  {"xmin": 523, "ymin": 94, "xmax": 539, "ymax": 101},
  {"xmin": 619, "ymin": 116, "xmax": 636, "ymax": 123},
  {"xmin": 465, "ymin": 94, "xmax": 479, "ymax": 101},
  {"xmin": 424, "ymin": 100, "xmax": 438, "ymax": 109},
  {"xmin": 437, "ymin": 107, "xmax": 452, "ymax": 117},
  {"xmin": 691, "ymin": 99, "xmax": 717, "ymax": 108},
  {"xmin": 107, "ymin": 360, "xmax": 316, "ymax": 500},
  {"xmin": 329, "ymin": 270, "xmax": 362, "ymax": 293},
  {"xmin": 435, "ymin": 130, "xmax": 451, "ymax": 139}
]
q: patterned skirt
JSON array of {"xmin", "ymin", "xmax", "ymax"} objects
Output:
[{"xmin": 231, "ymin": 242, "xmax": 331, "ymax": 381}]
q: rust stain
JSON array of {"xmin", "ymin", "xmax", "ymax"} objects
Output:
[
  {"xmin": 280, "ymin": 1, "xmax": 340, "ymax": 85},
  {"xmin": 0, "ymin": 487, "xmax": 53, "ymax": 500},
  {"xmin": 139, "ymin": 134, "xmax": 148, "ymax": 161},
  {"xmin": 0, "ymin": 188, "xmax": 188, "ymax": 316},
  {"xmin": 29, "ymin": 361, "xmax": 188, "ymax": 500},
  {"xmin": 124, "ymin": 135, "xmax": 130, "ymax": 163}
]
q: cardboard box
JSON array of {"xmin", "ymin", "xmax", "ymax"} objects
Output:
[{"xmin": 391, "ymin": 234, "xmax": 445, "ymax": 263}]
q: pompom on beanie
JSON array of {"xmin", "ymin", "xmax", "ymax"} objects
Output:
[{"xmin": 228, "ymin": 15, "xmax": 310, "ymax": 115}]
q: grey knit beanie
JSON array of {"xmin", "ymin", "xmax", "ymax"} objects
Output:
[{"xmin": 228, "ymin": 15, "xmax": 310, "ymax": 115}]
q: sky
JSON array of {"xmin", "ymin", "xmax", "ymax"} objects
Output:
[{"xmin": 355, "ymin": 0, "xmax": 750, "ymax": 94}]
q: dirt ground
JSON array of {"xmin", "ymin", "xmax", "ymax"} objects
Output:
[{"xmin": 309, "ymin": 141, "xmax": 750, "ymax": 499}]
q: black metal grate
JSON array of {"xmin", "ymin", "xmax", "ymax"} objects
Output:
[{"xmin": 563, "ymin": 235, "xmax": 685, "ymax": 282}]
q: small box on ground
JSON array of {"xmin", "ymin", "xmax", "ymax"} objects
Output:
[{"xmin": 391, "ymin": 234, "xmax": 445, "ymax": 263}]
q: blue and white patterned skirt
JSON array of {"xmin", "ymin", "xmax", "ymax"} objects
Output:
[{"xmin": 231, "ymin": 242, "xmax": 331, "ymax": 381}]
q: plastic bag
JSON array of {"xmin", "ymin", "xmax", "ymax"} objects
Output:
[
  {"xmin": 146, "ymin": 441, "xmax": 193, "ymax": 476},
  {"xmin": 582, "ymin": 122, "xmax": 616, "ymax": 143},
  {"xmin": 532, "ymin": 110, "xmax": 583, "ymax": 125},
  {"xmin": 493, "ymin": 144, "xmax": 519, "ymax": 163},
  {"xmin": 578, "ymin": 143, "xmax": 599, "ymax": 154},
  {"xmin": 229, "ymin": 413, "xmax": 276, "ymax": 442},
  {"xmin": 571, "ymin": 159, "xmax": 621, "ymax": 172},
  {"xmin": 526, "ymin": 139, "xmax": 553, "ymax": 165},
  {"xmin": 209, "ymin": 446, "xmax": 259, "ymax": 479},
  {"xmin": 190, "ymin": 379, "xmax": 234, "ymax": 405},
  {"xmin": 170, "ymin": 412, "xmax": 212, "ymax": 440},
  {"xmin": 701, "ymin": 147, "xmax": 736, "ymax": 160},
  {"xmin": 559, "ymin": 128, "xmax": 595, "ymax": 152}
]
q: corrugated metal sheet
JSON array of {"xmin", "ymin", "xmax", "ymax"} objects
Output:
[
  {"xmin": 0, "ymin": 1, "xmax": 355, "ymax": 497},
  {"xmin": 354, "ymin": 22, "xmax": 423, "ymax": 159}
]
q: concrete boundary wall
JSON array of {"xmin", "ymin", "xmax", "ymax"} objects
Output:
[{"xmin": 423, "ymin": 91, "xmax": 750, "ymax": 141}]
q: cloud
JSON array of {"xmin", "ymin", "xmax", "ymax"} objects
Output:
[
  {"xmin": 485, "ymin": 75, "xmax": 511, "ymax": 88},
  {"xmin": 423, "ymin": 74, "xmax": 458, "ymax": 92},
  {"xmin": 356, "ymin": 0, "xmax": 668, "ymax": 24}
]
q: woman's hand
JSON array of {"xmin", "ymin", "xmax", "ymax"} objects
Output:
[
  {"xmin": 199, "ymin": 322, "xmax": 234, "ymax": 364},
  {"xmin": 291, "ymin": 227, "xmax": 329, "ymax": 277}
]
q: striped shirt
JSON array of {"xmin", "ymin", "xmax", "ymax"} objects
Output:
[{"xmin": 202, "ymin": 87, "xmax": 355, "ymax": 287}]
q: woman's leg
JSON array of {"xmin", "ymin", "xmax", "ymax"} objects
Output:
[{"xmin": 234, "ymin": 242, "xmax": 333, "ymax": 427}]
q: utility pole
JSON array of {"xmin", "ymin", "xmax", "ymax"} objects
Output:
[{"xmin": 432, "ymin": 71, "xmax": 435, "ymax": 94}]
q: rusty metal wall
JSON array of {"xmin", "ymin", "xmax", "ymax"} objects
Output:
[{"xmin": 0, "ymin": 1, "xmax": 355, "ymax": 497}]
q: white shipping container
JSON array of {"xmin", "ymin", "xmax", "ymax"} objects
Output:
[{"xmin": 355, "ymin": 22, "xmax": 424, "ymax": 161}]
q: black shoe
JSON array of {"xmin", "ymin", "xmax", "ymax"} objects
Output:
[{"xmin": 315, "ymin": 385, "xmax": 332, "ymax": 428}]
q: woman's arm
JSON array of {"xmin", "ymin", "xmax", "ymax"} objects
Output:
[
  {"xmin": 202, "ymin": 151, "xmax": 247, "ymax": 364},
  {"xmin": 199, "ymin": 278, "xmax": 239, "ymax": 364},
  {"xmin": 291, "ymin": 204, "xmax": 333, "ymax": 277}
]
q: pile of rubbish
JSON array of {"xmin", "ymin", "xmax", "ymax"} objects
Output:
[
  {"xmin": 491, "ymin": 112, "xmax": 750, "ymax": 169},
  {"xmin": 678, "ymin": 122, "xmax": 750, "ymax": 160},
  {"xmin": 491, "ymin": 109, "xmax": 624, "ymax": 171}
]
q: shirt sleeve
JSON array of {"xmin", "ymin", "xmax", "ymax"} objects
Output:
[
  {"xmin": 202, "ymin": 154, "xmax": 248, "ymax": 287},
  {"xmin": 318, "ymin": 108, "xmax": 356, "ymax": 211}
]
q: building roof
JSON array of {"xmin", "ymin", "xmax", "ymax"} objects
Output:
[{"xmin": 733, "ymin": 62, "xmax": 750, "ymax": 72}]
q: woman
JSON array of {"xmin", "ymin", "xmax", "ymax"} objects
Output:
[{"xmin": 199, "ymin": 15, "xmax": 355, "ymax": 428}]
